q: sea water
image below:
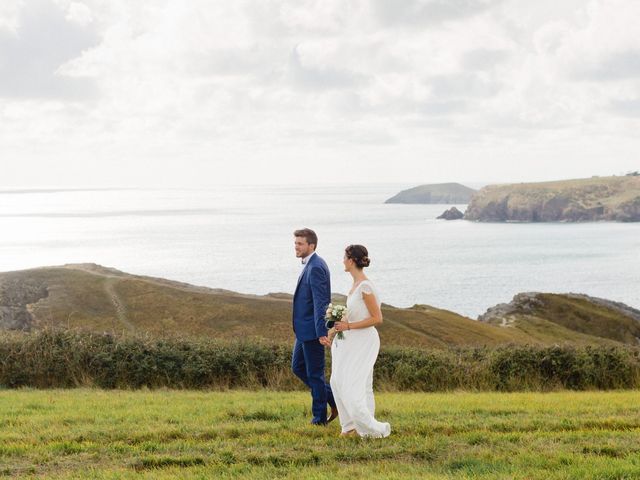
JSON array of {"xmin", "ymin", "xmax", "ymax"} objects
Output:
[{"xmin": 1, "ymin": 185, "xmax": 638, "ymax": 318}]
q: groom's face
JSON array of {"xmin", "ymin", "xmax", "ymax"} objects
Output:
[{"xmin": 294, "ymin": 236, "xmax": 315, "ymax": 258}]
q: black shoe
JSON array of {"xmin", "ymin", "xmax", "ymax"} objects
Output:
[
  {"xmin": 327, "ymin": 407, "xmax": 338, "ymax": 424},
  {"xmin": 311, "ymin": 420, "xmax": 327, "ymax": 426}
]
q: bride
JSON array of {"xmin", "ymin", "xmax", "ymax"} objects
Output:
[{"xmin": 322, "ymin": 244, "xmax": 391, "ymax": 438}]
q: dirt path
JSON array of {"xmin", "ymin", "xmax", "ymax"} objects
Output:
[{"xmin": 104, "ymin": 278, "xmax": 135, "ymax": 332}]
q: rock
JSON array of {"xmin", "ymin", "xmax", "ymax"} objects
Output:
[
  {"xmin": 0, "ymin": 306, "xmax": 33, "ymax": 330},
  {"xmin": 477, "ymin": 292, "xmax": 544, "ymax": 323},
  {"xmin": 0, "ymin": 278, "xmax": 48, "ymax": 330},
  {"xmin": 437, "ymin": 206, "xmax": 464, "ymax": 220}
]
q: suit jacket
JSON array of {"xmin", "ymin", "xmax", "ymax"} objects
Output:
[{"xmin": 293, "ymin": 253, "xmax": 331, "ymax": 341}]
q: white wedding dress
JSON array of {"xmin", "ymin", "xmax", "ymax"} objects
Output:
[{"xmin": 330, "ymin": 280, "xmax": 391, "ymax": 438}]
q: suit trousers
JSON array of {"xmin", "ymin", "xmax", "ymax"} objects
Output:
[{"xmin": 291, "ymin": 338, "xmax": 336, "ymax": 424}]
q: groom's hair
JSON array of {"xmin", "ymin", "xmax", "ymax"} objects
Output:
[{"xmin": 294, "ymin": 228, "xmax": 318, "ymax": 248}]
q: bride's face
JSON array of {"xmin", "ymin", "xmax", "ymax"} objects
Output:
[{"xmin": 343, "ymin": 254, "xmax": 354, "ymax": 272}]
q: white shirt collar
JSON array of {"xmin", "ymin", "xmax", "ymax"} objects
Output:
[{"xmin": 301, "ymin": 251, "xmax": 316, "ymax": 265}]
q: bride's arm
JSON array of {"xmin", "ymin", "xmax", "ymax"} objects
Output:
[{"xmin": 328, "ymin": 327, "xmax": 337, "ymax": 342}]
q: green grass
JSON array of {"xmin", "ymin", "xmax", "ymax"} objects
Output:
[{"xmin": 1, "ymin": 390, "xmax": 640, "ymax": 478}]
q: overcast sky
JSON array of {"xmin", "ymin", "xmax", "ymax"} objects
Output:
[{"xmin": 1, "ymin": 0, "xmax": 639, "ymax": 187}]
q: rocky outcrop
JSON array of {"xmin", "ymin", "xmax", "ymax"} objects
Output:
[
  {"xmin": 478, "ymin": 292, "xmax": 640, "ymax": 345},
  {"xmin": 479, "ymin": 292, "xmax": 640, "ymax": 324},
  {"xmin": 386, "ymin": 183, "xmax": 476, "ymax": 204},
  {"xmin": 0, "ymin": 278, "xmax": 48, "ymax": 330},
  {"xmin": 437, "ymin": 206, "xmax": 464, "ymax": 220},
  {"xmin": 464, "ymin": 176, "xmax": 640, "ymax": 222},
  {"xmin": 477, "ymin": 292, "xmax": 544, "ymax": 324}
]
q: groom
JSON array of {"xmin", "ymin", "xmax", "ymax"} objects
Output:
[{"xmin": 292, "ymin": 228, "xmax": 337, "ymax": 425}]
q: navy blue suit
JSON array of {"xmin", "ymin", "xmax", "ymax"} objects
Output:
[{"xmin": 291, "ymin": 252, "xmax": 336, "ymax": 424}]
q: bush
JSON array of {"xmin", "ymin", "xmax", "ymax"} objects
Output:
[{"xmin": 1, "ymin": 330, "xmax": 639, "ymax": 391}]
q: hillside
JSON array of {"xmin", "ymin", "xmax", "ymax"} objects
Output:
[
  {"xmin": 464, "ymin": 175, "xmax": 640, "ymax": 222},
  {"xmin": 479, "ymin": 292, "xmax": 640, "ymax": 345},
  {"xmin": 1, "ymin": 264, "xmax": 639, "ymax": 348},
  {"xmin": 385, "ymin": 183, "xmax": 476, "ymax": 204}
]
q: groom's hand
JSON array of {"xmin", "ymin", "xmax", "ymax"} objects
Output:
[{"xmin": 319, "ymin": 336, "xmax": 330, "ymax": 346}]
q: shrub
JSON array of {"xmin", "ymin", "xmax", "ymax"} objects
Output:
[{"xmin": 1, "ymin": 330, "xmax": 638, "ymax": 391}]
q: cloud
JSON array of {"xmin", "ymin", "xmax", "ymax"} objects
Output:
[
  {"xmin": 608, "ymin": 98, "xmax": 640, "ymax": 117},
  {"xmin": 461, "ymin": 48, "xmax": 510, "ymax": 70},
  {"xmin": 371, "ymin": 0, "xmax": 504, "ymax": 27},
  {"xmin": 196, "ymin": 47, "xmax": 277, "ymax": 77},
  {"xmin": 0, "ymin": 1, "xmax": 21, "ymax": 32},
  {"xmin": 574, "ymin": 50, "xmax": 640, "ymax": 82},
  {"xmin": 428, "ymin": 72, "xmax": 501, "ymax": 99},
  {"xmin": 418, "ymin": 99, "xmax": 468, "ymax": 116},
  {"xmin": 1, "ymin": 0, "xmax": 640, "ymax": 187},
  {"xmin": 66, "ymin": 2, "xmax": 93, "ymax": 26},
  {"xmin": 0, "ymin": 0, "xmax": 100, "ymax": 100},
  {"xmin": 287, "ymin": 45, "xmax": 369, "ymax": 91},
  {"xmin": 538, "ymin": 0, "xmax": 640, "ymax": 87}
]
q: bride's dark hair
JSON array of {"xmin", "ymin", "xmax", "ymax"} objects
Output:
[{"xmin": 345, "ymin": 244, "xmax": 370, "ymax": 269}]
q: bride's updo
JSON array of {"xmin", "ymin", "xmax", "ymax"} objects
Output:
[{"xmin": 345, "ymin": 244, "xmax": 370, "ymax": 269}]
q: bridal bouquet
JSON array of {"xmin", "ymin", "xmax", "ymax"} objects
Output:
[{"xmin": 325, "ymin": 304, "xmax": 347, "ymax": 340}]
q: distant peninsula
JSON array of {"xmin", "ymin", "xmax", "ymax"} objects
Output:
[
  {"xmin": 464, "ymin": 175, "xmax": 640, "ymax": 222},
  {"xmin": 385, "ymin": 183, "xmax": 476, "ymax": 204}
]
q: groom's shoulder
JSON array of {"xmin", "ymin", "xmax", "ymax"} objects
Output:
[{"xmin": 312, "ymin": 254, "xmax": 330, "ymax": 271}]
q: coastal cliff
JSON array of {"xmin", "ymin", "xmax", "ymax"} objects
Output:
[{"xmin": 464, "ymin": 175, "xmax": 640, "ymax": 222}]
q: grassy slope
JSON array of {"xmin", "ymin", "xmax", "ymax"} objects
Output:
[
  {"xmin": 495, "ymin": 315, "xmax": 619, "ymax": 346},
  {"xmin": 16, "ymin": 265, "xmax": 296, "ymax": 341},
  {"xmin": 1, "ymin": 390, "xmax": 640, "ymax": 479},
  {"xmin": 2, "ymin": 265, "xmax": 639, "ymax": 348},
  {"xmin": 3, "ymin": 265, "xmax": 534, "ymax": 348},
  {"xmin": 467, "ymin": 175, "xmax": 640, "ymax": 211},
  {"xmin": 382, "ymin": 305, "xmax": 533, "ymax": 348},
  {"xmin": 481, "ymin": 293, "xmax": 640, "ymax": 346},
  {"xmin": 533, "ymin": 294, "xmax": 640, "ymax": 344}
]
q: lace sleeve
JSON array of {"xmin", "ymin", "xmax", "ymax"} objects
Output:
[{"xmin": 361, "ymin": 282, "xmax": 374, "ymax": 296}]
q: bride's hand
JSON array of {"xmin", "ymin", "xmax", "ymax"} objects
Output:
[
  {"xmin": 334, "ymin": 321, "xmax": 349, "ymax": 332},
  {"xmin": 319, "ymin": 329, "xmax": 336, "ymax": 348}
]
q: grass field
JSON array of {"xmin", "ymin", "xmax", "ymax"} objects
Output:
[{"xmin": 1, "ymin": 390, "xmax": 640, "ymax": 479}]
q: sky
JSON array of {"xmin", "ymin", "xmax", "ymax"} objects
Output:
[{"xmin": 1, "ymin": 0, "xmax": 639, "ymax": 187}]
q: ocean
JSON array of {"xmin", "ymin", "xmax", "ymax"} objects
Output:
[{"xmin": 1, "ymin": 185, "xmax": 639, "ymax": 318}]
